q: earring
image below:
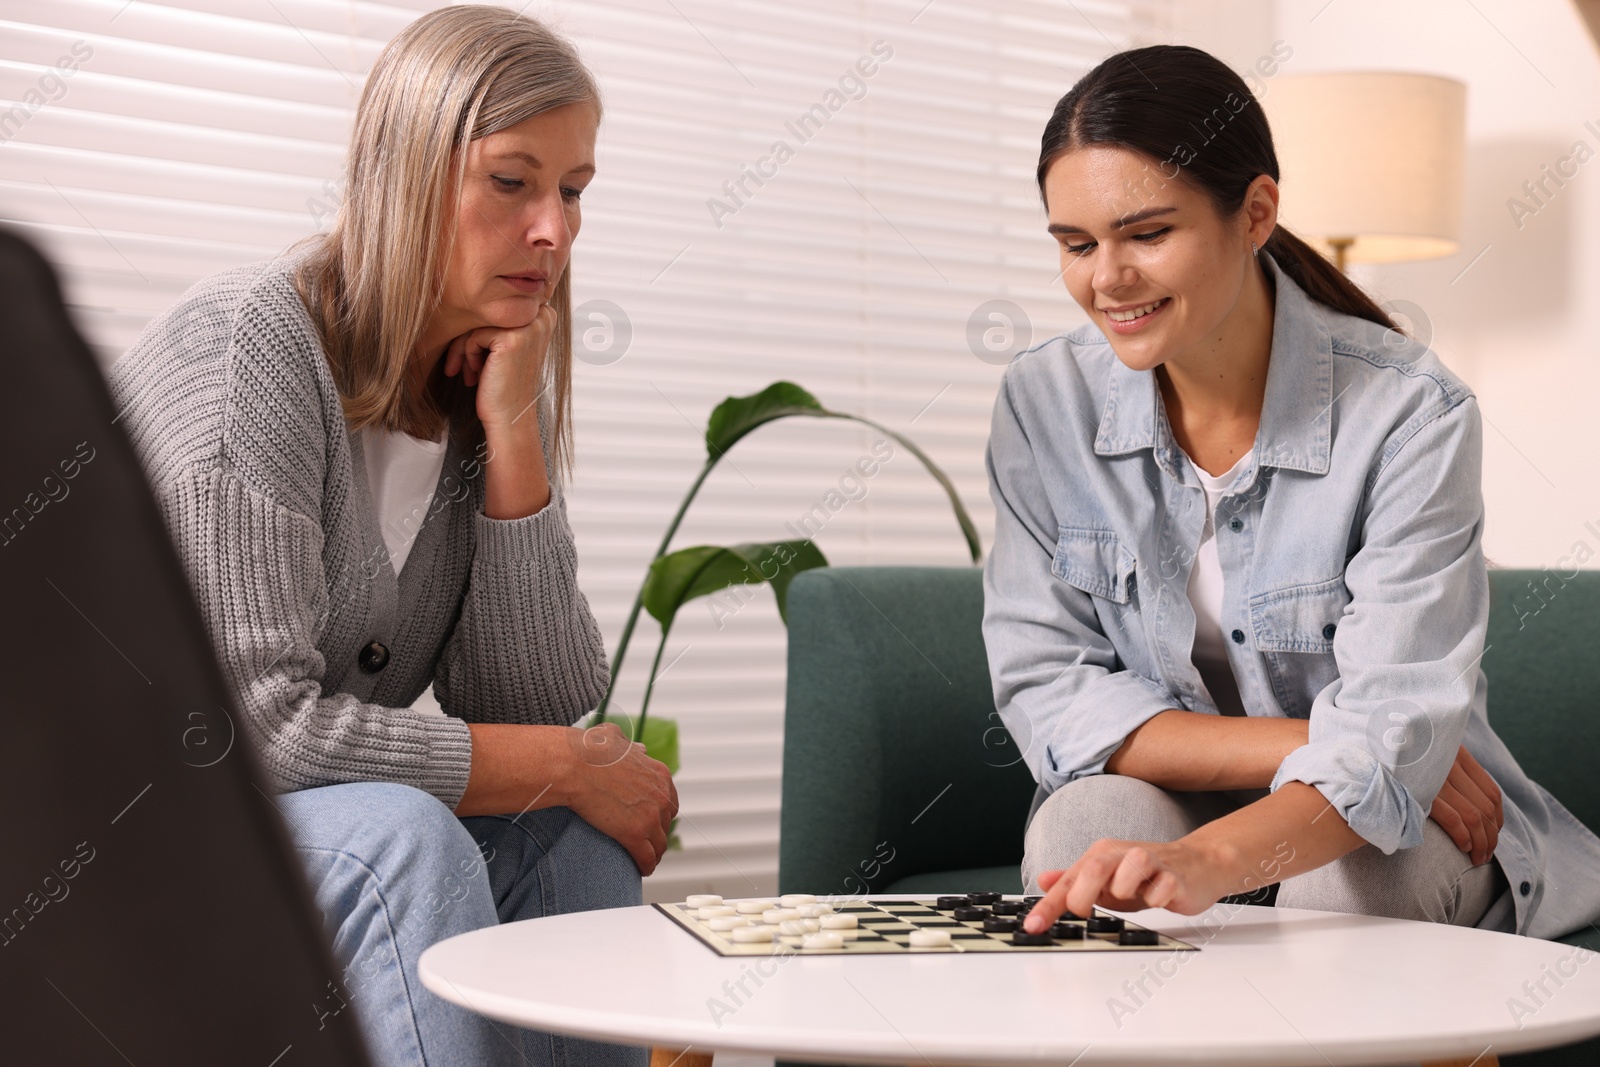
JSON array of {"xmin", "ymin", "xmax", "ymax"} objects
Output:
[{"xmin": 1251, "ymin": 242, "xmax": 1259, "ymax": 257}]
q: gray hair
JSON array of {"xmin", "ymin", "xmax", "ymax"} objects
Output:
[{"xmin": 295, "ymin": 5, "xmax": 601, "ymax": 472}]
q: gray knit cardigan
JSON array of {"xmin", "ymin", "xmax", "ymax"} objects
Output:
[{"xmin": 107, "ymin": 250, "xmax": 609, "ymax": 807}]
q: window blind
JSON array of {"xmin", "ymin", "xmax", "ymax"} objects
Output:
[{"xmin": 0, "ymin": 0, "xmax": 1167, "ymax": 902}]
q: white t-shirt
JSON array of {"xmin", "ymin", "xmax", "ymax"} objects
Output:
[
  {"xmin": 361, "ymin": 426, "xmax": 448, "ymax": 576},
  {"xmin": 1184, "ymin": 450, "xmax": 1250, "ymax": 717}
]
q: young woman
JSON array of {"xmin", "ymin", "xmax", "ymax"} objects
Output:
[
  {"xmin": 109, "ymin": 8, "xmax": 674, "ymax": 1065},
  {"xmin": 985, "ymin": 45, "xmax": 1600, "ymax": 941}
]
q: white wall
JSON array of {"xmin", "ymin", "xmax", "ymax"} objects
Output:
[
  {"xmin": 1189, "ymin": 0, "xmax": 1600, "ymax": 571},
  {"xmin": 997, "ymin": 0, "xmax": 1600, "ymax": 560}
]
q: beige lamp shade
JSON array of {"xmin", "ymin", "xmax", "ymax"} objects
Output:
[{"xmin": 1263, "ymin": 72, "xmax": 1466, "ymax": 265}]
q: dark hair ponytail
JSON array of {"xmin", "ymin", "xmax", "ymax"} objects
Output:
[{"xmin": 1037, "ymin": 45, "xmax": 1396, "ymax": 331}]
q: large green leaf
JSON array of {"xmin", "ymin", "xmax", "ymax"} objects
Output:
[
  {"xmin": 702, "ymin": 382, "xmax": 827, "ymax": 458},
  {"xmin": 701, "ymin": 383, "xmax": 979, "ymax": 563},
  {"xmin": 642, "ymin": 540, "xmax": 828, "ymax": 628}
]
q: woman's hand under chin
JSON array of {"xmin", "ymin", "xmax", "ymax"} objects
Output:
[
  {"xmin": 442, "ymin": 299, "xmax": 558, "ymax": 435},
  {"xmin": 441, "ymin": 299, "xmax": 557, "ymax": 519}
]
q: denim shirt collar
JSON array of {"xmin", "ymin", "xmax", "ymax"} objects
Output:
[{"xmin": 1092, "ymin": 250, "xmax": 1334, "ymax": 479}]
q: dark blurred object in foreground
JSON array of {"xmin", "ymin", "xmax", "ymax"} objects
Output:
[{"xmin": 0, "ymin": 229, "xmax": 370, "ymax": 1066}]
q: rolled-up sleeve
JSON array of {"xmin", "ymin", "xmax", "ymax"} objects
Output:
[
  {"xmin": 983, "ymin": 375, "xmax": 1179, "ymax": 794},
  {"xmin": 1271, "ymin": 397, "xmax": 1488, "ymax": 853}
]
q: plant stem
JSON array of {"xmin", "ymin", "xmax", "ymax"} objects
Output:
[
  {"xmin": 635, "ymin": 621, "xmax": 673, "ymax": 741},
  {"xmin": 635, "ymin": 545, "xmax": 729, "ymax": 738},
  {"xmin": 594, "ymin": 455, "xmax": 718, "ymax": 722}
]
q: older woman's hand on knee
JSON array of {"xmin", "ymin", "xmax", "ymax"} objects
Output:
[
  {"xmin": 456, "ymin": 721, "xmax": 679, "ymax": 874},
  {"xmin": 563, "ymin": 721, "xmax": 680, "ymax": 875}
]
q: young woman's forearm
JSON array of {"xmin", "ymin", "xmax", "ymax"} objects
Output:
[
  {"xmin": 1187, "ymin": 780, "xmax": 1367, "ymax": 894},
  {"xmin": 1106, "ymin": 714, "xmax": 1378, "ymax": 885},
  {"xmin": 454, "ymin": 723, "xmax": 577, "ymax": 816},
  {"xmin": 1024, "ymin": 776, "xmax": 1372, "ymax": 926},
  {"xmin": 1104, "ymin": 709, "xmax": 1310, "ymax": 791}
]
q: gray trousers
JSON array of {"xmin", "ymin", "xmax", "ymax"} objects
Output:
[{"xmin": 1022, "ymin": 775, "xmax": 1508, "ymax": 926}]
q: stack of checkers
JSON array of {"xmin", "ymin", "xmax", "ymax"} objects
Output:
[{"xmin": 655, "ymin": 893, "xmax": 1196, "ymax": 956}]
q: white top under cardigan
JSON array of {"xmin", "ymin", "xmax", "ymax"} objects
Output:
[{"xmin": 362, "ymin": 427, "xmax": 449, "ymax": 576}]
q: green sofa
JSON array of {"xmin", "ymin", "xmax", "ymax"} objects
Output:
[{"xmin": 780, "ymin": 566, "xmax": 1600, "ymax": 1065}]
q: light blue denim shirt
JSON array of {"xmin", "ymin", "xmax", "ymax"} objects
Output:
[{"xmin": 983, "ymin": 251, "xmax": 1600, "ymax": 940}]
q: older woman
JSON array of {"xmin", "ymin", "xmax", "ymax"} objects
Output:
[{"xmin": 109, "ymin": 8, "xmax": 674, "ymax": 1066}]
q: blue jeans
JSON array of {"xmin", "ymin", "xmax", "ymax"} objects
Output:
[{"xmin": 276, "ymin": 782, "xmax": 647, "ymax": 1067}]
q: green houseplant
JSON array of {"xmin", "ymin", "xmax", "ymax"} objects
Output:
[{"xmin": 589, "ymin": 382, "xmax": 981, "ymax": 837}]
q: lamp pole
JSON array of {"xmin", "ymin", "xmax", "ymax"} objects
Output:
[{"xmin": 1326, "ymin": 236, "xmax": 1354, "ymax": 274}]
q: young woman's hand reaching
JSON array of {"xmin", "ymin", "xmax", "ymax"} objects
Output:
[{"xmin": 1025, "ymin": 838, "xmax": 1237, "ymax": 929}]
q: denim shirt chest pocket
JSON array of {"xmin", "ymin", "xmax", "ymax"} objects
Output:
[
  {"xmin": 1051, "ymin": 526, "xmax": 1156, "ymax": 678},
  {"xmin": 1052, "ymin": 526, "xmax": 1137, "ymax": 603},
  {"xmin": 1247, "ymin": 575, "xmax": 1349, "ymax": 715}
]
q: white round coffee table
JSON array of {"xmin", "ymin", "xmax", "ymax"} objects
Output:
[{"xmin": 419, "ymin": 896, "xmax": 1600, "ymax": 1066}]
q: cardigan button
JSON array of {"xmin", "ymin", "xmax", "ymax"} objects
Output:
[
  {"xmin": 1520, "ymin": 880, "xmax": 1532, "ymax": 897},
  {"xmin": 358, "ymin": 641, "xmax": 390, "ymax": 673},
  {"xmin": 1228, "ymin": 517, "xmax": 1243, "ymax": 532},
  {"xmin": 1322, "ymin": 623, "xmax": 1337, "ymax": 639},
  {"xmin": 1230, "ymin": 629, "xmax": 1246, "ymax": 645}
]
